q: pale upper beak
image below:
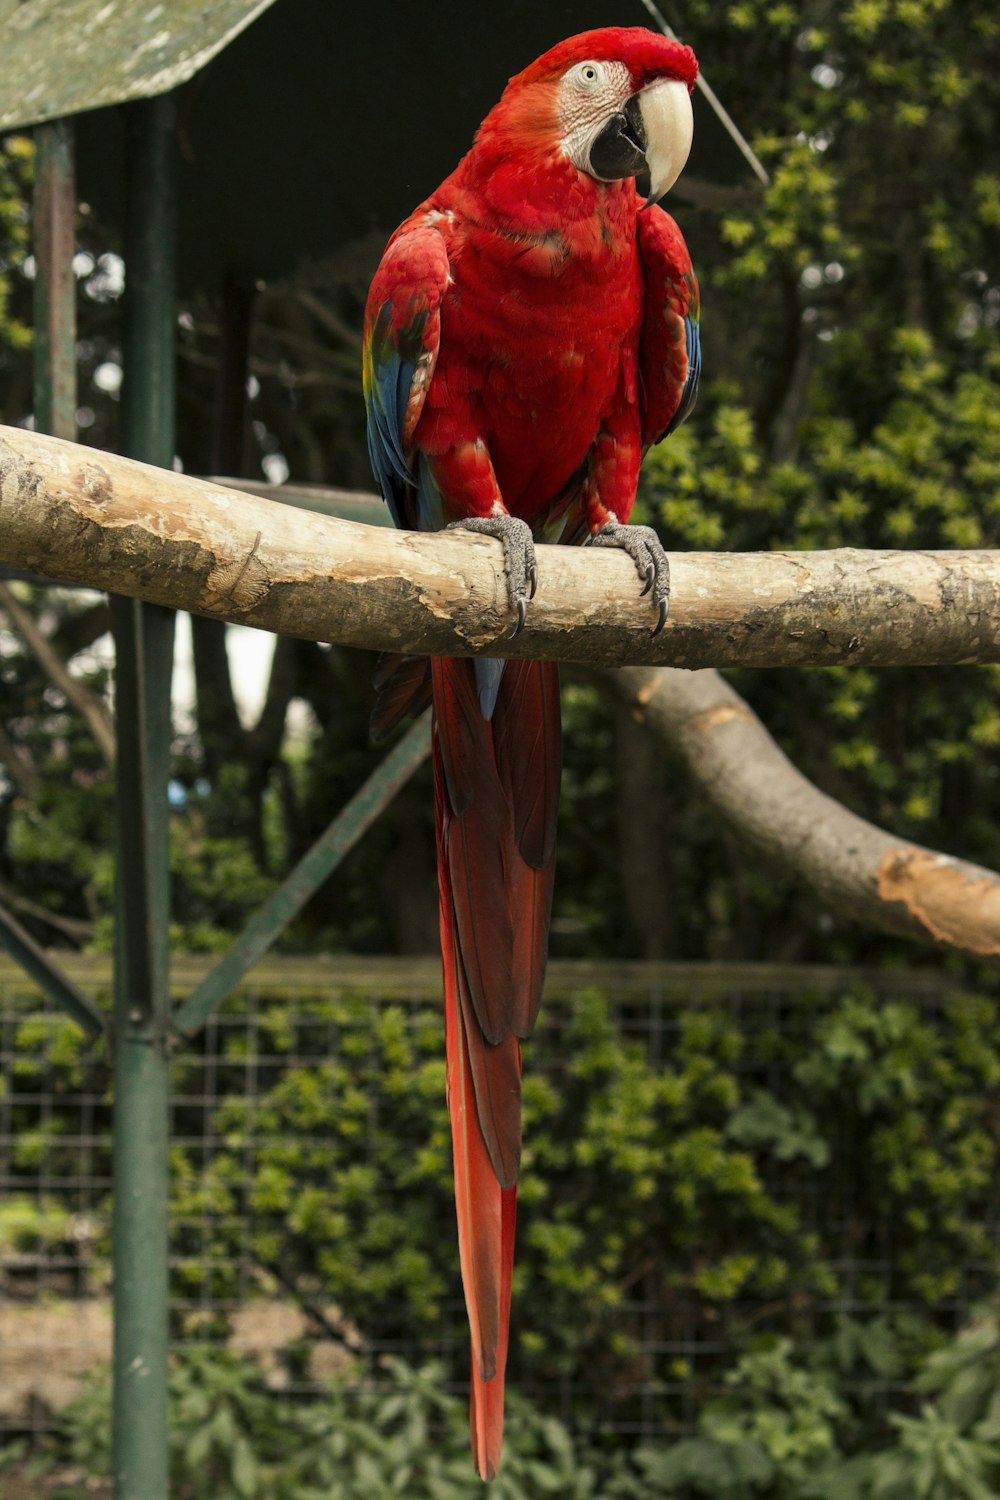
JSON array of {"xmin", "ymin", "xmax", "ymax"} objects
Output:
[{"xmin": 638, "ymin": 78, "xmax": 694, "ymax": 204}]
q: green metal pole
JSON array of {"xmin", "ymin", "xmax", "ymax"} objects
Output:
[
  {"xmin": 0, "ymin": 114, "xmax": 109, "ymax": 1034},
  {"xmin": 33, "ymin": 117, "xmax": 76, "ymax": 441},
  {"xmin": 111, "ymin": 92, "xmax": 177, "ymax": 1500}
]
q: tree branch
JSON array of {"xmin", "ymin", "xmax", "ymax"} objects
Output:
[
  {"xmin": 602, "ymin": 666, "xmax": 1000, "ymax": 960},
  {"xmin": 0, "ymin": 721, "xmax": 41, "ymax": 800},
  {"xmin": 0, "ymin": 580, "xmax": 116, "ymax": 766},
  {"xmin": 0, "ymin": 875, "xmax": 91, "ymax": 945},
  {"xmin": 3, "ymin": 426, "xmax": 1000, "ymax": 961},
  {"xmin": 2, "ymin": 425, "xmax": 999, "ymax": 669}
]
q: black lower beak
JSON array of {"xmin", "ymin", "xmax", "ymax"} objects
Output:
[
  {"xmin": 621, "ymin": 94, "xmax": 648, "ymax": 154},
  {"xmin": 588, "ymin": 94, "xmax": 648, "ymax": 183}
]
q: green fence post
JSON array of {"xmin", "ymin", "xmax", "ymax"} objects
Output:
[{"xmin": 111, "ymin": 92, "xmax": 177, "ymax": 1500}]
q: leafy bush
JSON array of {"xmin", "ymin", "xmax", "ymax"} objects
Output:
[
  {"xmin": 11, "ymin": 970, "xmax": 995, "ymax": 1432},
  {"xmin": 19, "ymin": 1350, "xmax": 638, "ymax": 1500},
  {"xmin": 10, "ymin": 1315, "xmax": 1000, "ymax": 1498},
  {"xmin": 5, "ymin": 966, "xmax": 999, "ymax": 1449}
]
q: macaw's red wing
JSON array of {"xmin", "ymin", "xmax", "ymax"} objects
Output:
[
  {"xmin": 432, "ymin": 656, "xmax": 561, "ymax": 1479},
  {"xmin": 362, "ymin": 225, "xmax": 449, "ymax": 531},
  {"xmin": 637, "ymin": 201, "xmax": 702, "ymax": 449}
]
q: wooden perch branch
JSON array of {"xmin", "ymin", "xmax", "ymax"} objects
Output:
[
  {"xmin": 605, "ymin": 666, "xmax": 1000, "ymax": 960},
  {"xmin": 2, "ymin": 425, "xmax": 1000, "ymax": 668},
  {"xmin": 3, "ymin": 425, "xmax": 1000, "ymax": 962}
]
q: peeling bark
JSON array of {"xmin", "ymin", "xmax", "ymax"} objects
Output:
[
  {"xmin": 602, "ymin": 666, "xmax": 1000, "ymax": 960},
  {"xmin": 875, "ymin": 849, "xmax": 1000, "ymax": 958},
  {"xmin": 2, "ymin": 425, "xmax": 1000, "ymax": 669}
]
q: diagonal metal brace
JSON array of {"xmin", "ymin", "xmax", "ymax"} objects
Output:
[
  {"xmin": 0, "ymin": 899, "xmax": 106, "ymax": 1038},
  {"xmin": 174, "ymin": 710, "xmax": 433, "ymax": 1037}
]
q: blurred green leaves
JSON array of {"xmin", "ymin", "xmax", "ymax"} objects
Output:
[{"xmin": 16, "ymin": 1314, "xmax": 1000, "ymax": 1497}]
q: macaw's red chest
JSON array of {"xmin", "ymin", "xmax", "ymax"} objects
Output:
[{"xmin": 415, "ymin": 186, "xmax": 645, "ymax": 529}]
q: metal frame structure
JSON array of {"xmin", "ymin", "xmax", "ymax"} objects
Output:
[{"xmin": 2, "ymin": 93, "xmax": 431, "ymax": 1500}]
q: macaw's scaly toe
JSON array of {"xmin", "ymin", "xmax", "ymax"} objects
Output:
[
  {"xmin": 447, "ymin": 514, "xmax": 539, "ymax": 638},
  {"xmin": 590, "ymin": 519, "xmax": 671, "ymax": 636}
]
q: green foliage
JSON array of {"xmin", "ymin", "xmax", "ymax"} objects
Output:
[
  {"xmin": 166, "ymin": 785, "xmax": 278, "ymax": 954},
  {"xmin": 0, "ymin": 134, "xmax": 32, "ymax": 361},
  {"xmin": 34, "ymin": 1350, "xmax": 638, "ymax": 1500},
  {"xmin": 6, "ymin": 969, "xmax": 999, "ymax": 1436},
  {"xmin": 0, "ymin": 1195, "xmax": 73, "ymax": 1254},
  {"xmin": 146, "ymin": 977, "xmax": 1000, "ymax": 1428},
  {"xmin": 16, "ymin": 1315, "xmax": 1000, "ymax": 1498},
  {"xmin": 638, "ymin": 1340, "xmax": 854, "ymax": 1497},
  {"xmin": 626, "ymin": 1320, "xmax": 1000, "ymax": 1498}
]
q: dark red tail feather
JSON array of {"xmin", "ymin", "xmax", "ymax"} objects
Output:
[
  {"xmin": 432, "ymin": 655, "xmax": 561, "ymax": 1479},
  {"xmin": 370, "ymin": 653, "xmax": 434, "ymax": 742}
]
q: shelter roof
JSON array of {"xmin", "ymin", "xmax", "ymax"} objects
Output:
[
  {"xmin": 2, "ymin": 0, "xmax": 763, "ymax": 294},
  {"xmin": 0, "ymin": 0, "xmax": 278, "ymax": 130}
]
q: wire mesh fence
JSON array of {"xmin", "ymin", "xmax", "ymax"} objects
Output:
[{"xmin": 1, "ymin": 954, "xmax": 998, "ymax": 1449}]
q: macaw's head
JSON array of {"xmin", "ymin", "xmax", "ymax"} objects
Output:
[{"xmin": 484, "ymin": 27, "xmax": 698, "ymax": 206}]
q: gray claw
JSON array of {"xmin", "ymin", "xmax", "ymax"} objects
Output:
[
  {"xmin": 446, "ymin": 514, "xmax": 538, "ymax": 634},
  {"xmin": 590, "ymin": 519, "xmax": 671, "ymax": 634}
]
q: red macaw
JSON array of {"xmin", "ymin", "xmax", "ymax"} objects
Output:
[{"xmin": 363, "ymin": 26, "xmax": 700, "ymax": 1478}]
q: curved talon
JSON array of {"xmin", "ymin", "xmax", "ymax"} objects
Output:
[
  {"xmin": 446, "ymin": 513, "xmax": 538, "ymax": 634},
  {"xmin": 589, "ymin": 519, "xmax": 671, "ymax": 636},
  {"xmin": 508, "ymin": 596, "xmax": 528, "ymax": 639}
]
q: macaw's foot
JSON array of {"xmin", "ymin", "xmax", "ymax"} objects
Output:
[
  {"xmin": 446, "ymin": 514, "xmax": 538, "ymax": 638},
  {"xmin": 589, "ymin": 519, "xmax": 670, "ymax": 636}
]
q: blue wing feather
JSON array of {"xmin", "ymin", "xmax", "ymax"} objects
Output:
[
  {"xmin": 417, "ymin": 453, "xmax": 446, "ymax": 532},
  {"xmin": 665, "ymin": 314, "xmax": 701, "ymax": 437}
]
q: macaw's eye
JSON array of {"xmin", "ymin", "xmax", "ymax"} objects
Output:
[{"xmin": 570, "ymin": 60, "xmax": 603, "ymax": 89}]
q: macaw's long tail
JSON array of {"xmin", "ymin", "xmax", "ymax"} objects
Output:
[{"xmin": 431, "ymin": 653, "xmax": 561, "ymax": 1480}]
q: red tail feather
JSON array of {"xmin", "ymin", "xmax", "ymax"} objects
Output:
[{"xmin": 433, "ymin": 656, "xmax": 560, "ymax": 1479}]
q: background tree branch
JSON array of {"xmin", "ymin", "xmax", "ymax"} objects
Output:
[
  {"xmin": 0, "ymin": 721, "xmax": 41, "ymax": 801},
  {"xmin": 0, "ymin": 580, "xmax": 116, "ymax": 766},
  {"xmin": 2, "ymin": 425, "xmax": 999, "ymax": 670},
  {"xmin": 602, "ymin": 666, "xmax": 1000, "ymax": 960}
]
